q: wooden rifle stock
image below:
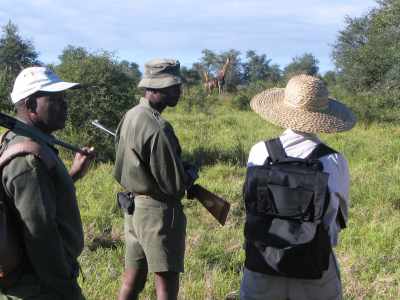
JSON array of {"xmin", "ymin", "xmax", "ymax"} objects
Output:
[{"xmin": 188, "ymin": 184, "xmax": 230, "ymax": 226}]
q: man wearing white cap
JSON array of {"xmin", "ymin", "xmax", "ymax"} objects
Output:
[
  {"xmin": 0, "ymin": 67, "xmax": 94, "ymax": 299},
  {"xmin": 240, "ymin": 74, "xmax": 356, "ymax": 300}
]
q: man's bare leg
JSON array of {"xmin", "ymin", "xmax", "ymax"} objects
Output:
[
  {"xmin": 154, "ymin": 271, "xmax": 180, "ymax": 300},
  {"xmin": 118, "ymin": 267, "xmax": 148, "ymax": 300}
]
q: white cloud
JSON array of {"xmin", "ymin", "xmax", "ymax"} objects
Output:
[{"xmin": 0, "ymin": 0, "xmax": 378, "ymax": 71}]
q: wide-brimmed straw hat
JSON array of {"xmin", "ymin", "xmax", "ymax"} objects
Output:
[{"xmin": 250, "ymin": 74, "xmax": 356, "ymax": 133}]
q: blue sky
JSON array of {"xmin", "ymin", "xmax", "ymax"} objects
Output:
[{"xmin": 1, "ymin": 0, "xmax": 376, "ymax": 73}]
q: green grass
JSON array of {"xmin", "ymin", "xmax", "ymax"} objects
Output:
[{"xmin": 67, "ymin": 101, "xmax": 400, "ymax": 299}]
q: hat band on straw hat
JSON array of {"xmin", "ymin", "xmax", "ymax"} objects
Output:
[{"xmin": 283, "ymin": 97, "xmax": 329, "ymax": 112}]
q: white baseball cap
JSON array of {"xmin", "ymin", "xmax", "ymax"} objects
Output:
[{"xmin": 10, "ymin": 66, "xmax": 79, "ymax": 104}]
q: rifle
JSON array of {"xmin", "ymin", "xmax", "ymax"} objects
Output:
[
  {"xmin": 91, "ymin": 120, "xmax": 231, "ymax": 226},
  {"xmin": 0, "ymin": 112, "xmax": 89, "ymax": 155}
]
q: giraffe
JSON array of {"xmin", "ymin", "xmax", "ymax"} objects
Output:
[
  {"xmin": 203, "ymin": 71, "xmax": 218, "ymax": 94},
  {"xmin": 216, "ymin": 57, "xmax": 231, "ymax": 94}
]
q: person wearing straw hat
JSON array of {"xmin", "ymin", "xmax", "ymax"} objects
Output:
[
  {"xmin": 0, "ymin": 66, "xmax": 95, "ymax": 299},
  {"xmin": 240, "ymin": 74, "xmax": 356, "ymax": 300},
  {"xmin": 114, "ymin": 59, "xmax": 197, "ymax": 300}
]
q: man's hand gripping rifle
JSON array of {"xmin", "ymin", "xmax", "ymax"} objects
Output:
[{"xmin": 91, "ymin": 120, "xmax": 230, "ymax": 226}]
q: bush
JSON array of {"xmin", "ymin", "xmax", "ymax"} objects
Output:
[
  {"xmin": 179, "ymin": 85, "xmax": 218, "ymax": 114},
  {"xmin": 329, "ymin": 85, "xmax": 400, "ymax": 124},
  {"xmin": 230, "ymin": 80, "xmax": 280, "ymax": 111},
  {"xmin": 231, "ymin": 93, "xmax": 251, "ymax": 110},
  {"xmin": 54, "ymin": 46, "xmax": 140, "ymax": 161}
]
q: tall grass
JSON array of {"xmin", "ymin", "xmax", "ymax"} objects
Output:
[{"xmin": 67, "ymin": 101, "xmax": 400, "ymax": 299}]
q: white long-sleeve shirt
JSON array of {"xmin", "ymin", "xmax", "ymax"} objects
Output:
[{"xmin": 247, "ymin": 129, "xmax": 350, "ymax": 246}]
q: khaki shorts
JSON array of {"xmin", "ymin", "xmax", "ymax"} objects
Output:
[{"xmin": 124, "ymin": 195, "xmax": 186, "ymax": 273}]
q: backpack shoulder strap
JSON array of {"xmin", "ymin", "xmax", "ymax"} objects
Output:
[
  {"xmin": 308, "ymin": 144, "xmax": 346, "ymax": 227},
  {"xmin": 0, "ymin": 141, "xmax": 56, "ymax": 171},
  {"xmin": 265, "ymin": 138, "xmax": 286, "ymax": 162},
  {"xmin": 0, "ymin": 130, "xmax": 10, "ymax": 144},
  {"xmin": 308, "ymin": 143, "xmax": 337, "ymax": 160}
]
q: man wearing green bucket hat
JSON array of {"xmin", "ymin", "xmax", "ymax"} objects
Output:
[{"xmin": 114, "ymin": 59, "xmax": 197, "ymax": 300}]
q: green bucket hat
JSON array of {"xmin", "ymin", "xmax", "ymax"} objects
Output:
[{"xmin": 138, "ymin": 58, "xmax": 182, "ymax": 89}]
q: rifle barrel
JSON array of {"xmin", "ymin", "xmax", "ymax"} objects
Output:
[{"xmin": 91, "ymin": 120, "xmax": 116, "ymax": 137}]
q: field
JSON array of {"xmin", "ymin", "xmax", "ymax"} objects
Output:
[{"xmin": 67, "ymin": 99, "xmax": 400, "ymax": 300}]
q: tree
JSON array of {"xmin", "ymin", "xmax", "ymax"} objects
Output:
[
  {"xmin": 0, "ymin": 21, "xmax": 40, "ymax": 111},
  {"xmin": 199, "ymin": 49, "xmax": 219, "ymax": 75},
  {"xmin": 331, "ymin": 0, "xmax": 400, "ymax": 122},
  {"xmin": 269, "ymin": 64, "xmax": 283, "ymax": 83},
  {"xmin": 119, "ymin": 60, "xmax": 141, "ymax": 84},
  {"xmin": 333, "ymin": 0, "xmax": 400, "ymax": 92},
  {"xmin": 180, "ymin": 65, "xmax": 201, "ymax": 86},
  {"xmin": 198, "ymin": 49, "xmax": 242, "ymax": 92},
  {"xmin": 243, "ymin": 50, "xmax": 282, "ymax": 84},
  {"xmin": 283, "ymin": 53, "xmax": 319, "ymax": 79},
  {"xmin": 322, "ymin": 71, "xmax": 337, "ymax": 87},
  {"xmin": 55, "ymin": 46, "xmax": 141, "ymax": 160},
  {"xmin": 332, "ymin": 15, "xmax": 372, "ymax": 91}
]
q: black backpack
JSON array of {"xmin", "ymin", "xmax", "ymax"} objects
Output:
[{"xmin": 243, "ymin": 138, "xmax": 337, "ymax": 279}]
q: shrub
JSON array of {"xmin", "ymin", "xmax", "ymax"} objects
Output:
[
  {"xmin": 179, "ymin": 85, "xmax": 218, "ymax": 114},
  {"xmin": 329, "ymin": 85, "xmax": 400, "ymax": 124},
  {"xmin": 55, "ymin": 46, "xmax": 140, "ymax": 161},
  {"xmin": 230, "ymin": 80, "xmax": 280, "ymax": 111},
  {"xmin": 231, "ymin": 93, "xmax": 251, "ymax": 110}
]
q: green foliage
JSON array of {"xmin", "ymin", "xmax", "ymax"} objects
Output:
[
  {"xmin": 332, "ymin": 15, "xmax": 372, "ymax": 91},
  {"xmin": 0, "ymin": 70, "xmax": 11, "ymax": 111},
  {"xmin": 74, "ymin": 102, "xmax": 400, "ymax": 299},
  {"xmin": 55, "ymin": 46, "xmax": 140, "ymax": 161},
  {"xmin": 196, "ymin": 49, "xmax": 284, "ymax": 92},
  {"xmin": 330, "ymin": 84, "xmax": 400, "ymax": 123},
  {"xmin": 331, "ymin": 0, "xmax": 400, "ymax": 122},
  {"xmin": 242, "ymin": 50, "xmax": 282, "ymax": 84},
  {"xmin": 178, "ymin": 85, "xmax": 218, "ymax": 114},
  {"xmin": 283, "ymin": 53, "xmax": 319, "ymax": 79},
  {"xmin": 0, "ymin": 20, "xmax": 40, "ymax": 112},
  {"xmin": 231, "ymin": 80, "xmax": 281, "ymax": 111},
  {"xmin": 231, "ymin": 92, "xmax": 251, "ymax": 111},
  {"xmin": 333, "ymin": 0, "xmax": 400, "ymax": 92},
  {"xmin": 4, "ymin": 20, "xmax": 398, "ymax": 298},
  {"xmin": 200, "ymin": 49, "xmax": 220, "ymax": 74},
  {"xmin": 322, "ymin": 70, "xmax": 337, "ymax": 87},
  {"xmin": 198, "ymin": 49, "xmax": 243, "ymax": 92},
  {"xmin": 0, "ymin": 21, "xmax": 39, "ymax": 72},
  {"xmin": 181, "ymin": 65, "xmax": 202, "ymax": 86}
]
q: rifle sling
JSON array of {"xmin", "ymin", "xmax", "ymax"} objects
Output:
[{"xmin": 0, "ymin": 141, "xmax": 56, "ymax": 171}]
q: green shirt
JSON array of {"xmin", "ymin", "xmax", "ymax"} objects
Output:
[
  {"xmin": 1, "ymin": 131, "xmax": 84, "ymax": 299},
  {"xmin": 114, "ymin": 97, "xmax": 188, "ymax": 202}
]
